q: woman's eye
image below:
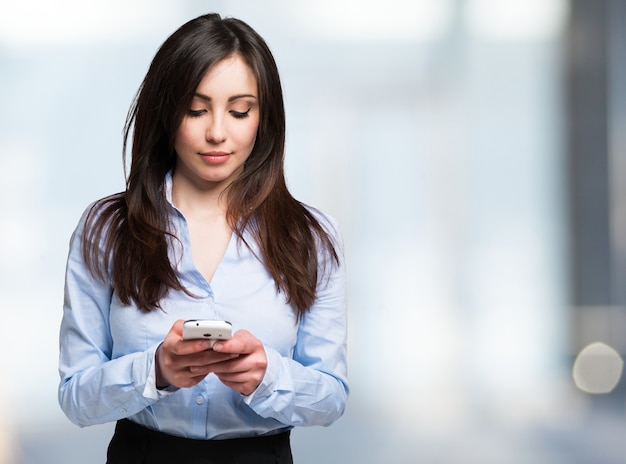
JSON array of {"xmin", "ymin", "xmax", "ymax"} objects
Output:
[
  {"xmin": 230, "ymin": 109, "xmax": 250, "ymax": 119},
  {"xmin": 188, "ymin": 109, "xmax": 206, "ymax": 117}
]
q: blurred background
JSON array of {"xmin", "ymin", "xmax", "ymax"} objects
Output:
[{"xmin": 1, "ymin": 0, "xmax": 626, "ymax": 462}]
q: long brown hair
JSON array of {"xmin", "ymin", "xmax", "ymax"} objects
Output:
[{"xmin": 82, "ymin": 13, "xmax": 339, "ymax": 317}]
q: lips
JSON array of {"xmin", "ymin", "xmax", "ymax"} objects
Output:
[{"xmin": 200, "ymin": 151, "xmax": 230, "ymax": 164}]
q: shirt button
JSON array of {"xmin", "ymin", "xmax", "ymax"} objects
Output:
[
  {"xmin": 206, "ymin": 296, "xmax": 214, "ymax": 305},
  {"xmin": 195, "ymin": 396, "xmax": 205, "ymax": 405},
  {"xmin": 120, "ymin": 408, "xmax": 127, "ymax": 414}
]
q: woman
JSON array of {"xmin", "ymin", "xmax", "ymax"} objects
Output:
[{"xmin": 58, "ymin": 13, "xmax": 348, "ymax": 463}]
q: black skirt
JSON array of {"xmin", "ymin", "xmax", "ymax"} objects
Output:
[{"xmin": 106, "ymin": 419, "xmax": 293, "ymax": 464}]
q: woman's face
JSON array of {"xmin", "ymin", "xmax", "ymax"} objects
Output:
[{"xmin": 173, "ymin": 54, "xmax": 259, "ymax": 190}]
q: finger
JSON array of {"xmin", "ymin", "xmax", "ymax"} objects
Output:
[
  {"xmin": 172, "ymin": 372, "xmax": 208, "ymax": 389},
  {"xmin": 163, "ymin": 320, "xmax": 215, "ymax": 355},
  {"xmin": 188, "ymin": 356, "xmax": 241, "ymax": 377},
  {"xmin": 212, "ymin": 329, "xmax": 255, "ymax": 354},
  {"xmin": 172, "ymin": 319, "xmax": 185, "ymax": 336},
  {"xmin": 186, "ymin": 352, "xmax": 239, "ymax": 369},
  {"xmin": 216, "ymin": 375, "xmax": 260, "ymax": 396}
]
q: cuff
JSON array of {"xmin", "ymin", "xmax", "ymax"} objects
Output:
[
  {"xmin": 142, "ymin": 343, "xmax": 179, "ymax": 400},
  {"xmin": 242, "ymin": 346, "xmax": 280, "ymax": 405}
]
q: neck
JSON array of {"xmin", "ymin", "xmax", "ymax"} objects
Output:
[{"xmin": 171, "ymin": 174, "xmax": 228, "ymax": 219}]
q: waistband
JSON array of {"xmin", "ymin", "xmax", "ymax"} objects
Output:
[{"xmin": 107, "ymin": 419, "xmax": 293, "ymax": 464}]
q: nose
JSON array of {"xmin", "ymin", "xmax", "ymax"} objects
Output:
[{"xmin": 206, "ymin": 114, "xmax": 227, "ymax": 144}]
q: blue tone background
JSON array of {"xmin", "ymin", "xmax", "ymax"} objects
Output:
[{"xmin": 1, "ymin": 1, "xmax": 625, "ymax": 462}]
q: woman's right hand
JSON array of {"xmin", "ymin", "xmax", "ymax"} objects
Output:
[{"xmin": 155, "ymin": 319, "xmax": 239, "ymax": 389}]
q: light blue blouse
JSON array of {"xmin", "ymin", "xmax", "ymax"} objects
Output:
[{"xmin": 58, "ymin": 174, "xmax": 348, "ymax": 439}]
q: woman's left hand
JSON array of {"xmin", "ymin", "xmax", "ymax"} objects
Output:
[{"xmin": 198, "ymin": 329, "xmax": 268, "ymax": 396}]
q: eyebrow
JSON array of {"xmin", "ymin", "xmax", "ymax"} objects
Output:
[{"xmin": 193, "ymin": 92, "xmax": 257, "ymax": 102}]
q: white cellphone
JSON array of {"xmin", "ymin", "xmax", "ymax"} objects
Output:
[{"xmin": 182, "ymin": 320, "xmax": 233, "ymax": 346}]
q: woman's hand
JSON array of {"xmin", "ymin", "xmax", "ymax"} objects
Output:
[
  {"xmin": 156, "ymin": 322, "xmax": 267, "ymax": 395},
  {"xmin": 155, "ymin": 320, "xmax": 240, "ymax": 389},
  {"xmin": 205, "ymin": 329, "xmax": 268, "ymax": 396}
]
